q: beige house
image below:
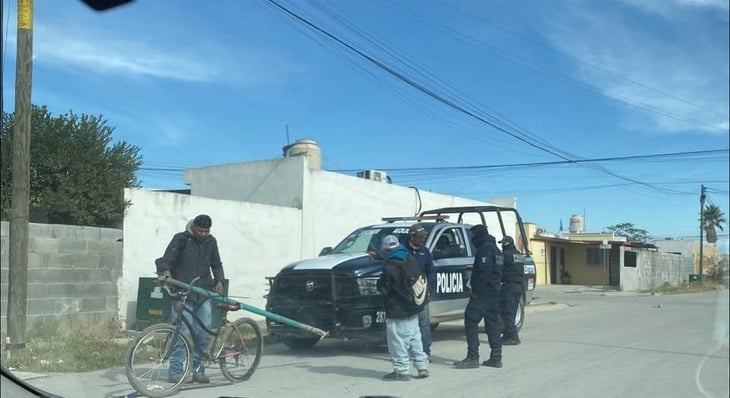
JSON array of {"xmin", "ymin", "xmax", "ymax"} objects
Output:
[
  {"xmin": 524, "ymin": 222, "xmax": 715, "ymax": 290},
  {"xmin": 527, "ymin": 223, "xmax": 626, "ymax": 286}
]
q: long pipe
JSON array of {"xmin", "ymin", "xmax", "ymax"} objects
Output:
[{"xmin": 162, "ymin": 277, "xmax": 329, "ymax": 338}]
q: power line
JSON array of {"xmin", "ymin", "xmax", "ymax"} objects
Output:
[
  {"xmin": 262, "ymin": 0, "xmax": 692, "ymax": 195},
  {"xmin": 430, "ymin": 0, "xmax": 729, "ymax": 121},
  {"xmin": 140, "ymin": 149, "xmax": 728, "ymax": 172},
  {"xmin": 378, "ymin": 0, "xmax": 727, "ymax": 131},
  {"xmin": 307, "ymin": 0, "xmax": 582, "ymax": 159},
  {"xmin": 457, "ymin": 180, "xmax": 728, "ymax": 198},
  {"xmin": 331, "ymin": 148, "xmax": 729, "ymax": 173},
  {"xmin": 139, "ymin": 148, "xmax": 728, "ymax": 196},
  {"xmin": 265, "ymin": 0, "xmax": 568, "ymax": 159},
  {"xmin": 253, "ymin": 0, "xmax": 510, "ymax": 151},
  {"xmin": 292, "ymin": 1, "xmax": 689, "ymax": 195}
]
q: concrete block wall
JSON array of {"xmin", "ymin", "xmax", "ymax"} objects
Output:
[
  {"xmin": 0, "ymin": 221, "xmax": 122, "ymax": 332},
  {"xmin": 621, "ymin": 249, "xmax": 694, "ymax": 291}
]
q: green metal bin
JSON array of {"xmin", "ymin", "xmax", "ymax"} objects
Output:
[{"xmin": 134, "ymin": 277, "xmax": 230, "ymax": 331}]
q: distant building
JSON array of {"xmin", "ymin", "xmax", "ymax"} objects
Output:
[{"xmin": 525, "ymin": 219, "xmax": 710, "ymax": 291}]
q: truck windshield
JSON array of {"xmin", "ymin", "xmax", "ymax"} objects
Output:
[{"xmin": 331, "ymin": 225, "xmax": 434, "ymax": 254}]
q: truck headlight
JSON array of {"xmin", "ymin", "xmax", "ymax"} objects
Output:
[{"xmin": 356, "ymin": 277, "xmax": 380, "ymax": 296}]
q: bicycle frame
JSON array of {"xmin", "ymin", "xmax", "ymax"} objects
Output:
[
  {"xmin": 169, "ymin": 297, "xmax": 223, "ymax": 364},
  {"xmin": 126, "ymin": 278, "xmax": 268, "ymax": 397}
]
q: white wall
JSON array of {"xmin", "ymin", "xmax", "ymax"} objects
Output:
[
  {"xmin": 122, "ymin": 158, "xmax": 518, "ymax": 327},
  {"xmin": 185, "ymin": 156, "xmax": 305, "ymax": 209},
  {"xmin": 121, "ymin": 188, "xmax": 303, "ymax": 327},
  {"xmin": 307, "ymin": 170, "xmax": 510, "ymax": 256}
]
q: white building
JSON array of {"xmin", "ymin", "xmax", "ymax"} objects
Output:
[{"xmin": 120, "ymin": 140, "xmax": 512, "ymax": 327}]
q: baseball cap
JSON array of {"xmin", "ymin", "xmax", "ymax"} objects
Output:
[
  {"xmin": 499, "ymin": 236, "xmax": 514, "ymax": 246},
  {"xmin": 409, "ymin": 223, "xmax": 427, "ymax": 237},
  {"xmin": 381, "ymin": 235, "xmax": 400, "ymax": 250}
]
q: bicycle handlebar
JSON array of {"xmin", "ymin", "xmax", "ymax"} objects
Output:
[{"xmin": 159, "ymin": 275, "xmax": 201, "ymax": 299}]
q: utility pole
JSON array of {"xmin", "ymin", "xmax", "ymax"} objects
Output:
[
  {"xmin": 7, "ymin": 0, "xmax": 33, "ymax": 350},
  {"xmin": 699, "ymin": 184, "xmax": 706, "ymax": 281}
]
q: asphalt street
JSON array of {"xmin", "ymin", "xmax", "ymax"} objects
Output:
[{"xmin": 7, "ymin": 287, "xmax": 729, "ymax": 398}]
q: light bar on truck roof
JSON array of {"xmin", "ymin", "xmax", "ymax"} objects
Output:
[{"xmin": 381, "ymin": 215, "xmax": 450, "ymax": 223}]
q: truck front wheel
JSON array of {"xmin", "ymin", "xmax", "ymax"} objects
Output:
[
  {"xmin": 283, "ymin": 337, "xmax": 320, "ymax": 349},
  {"xmin": 515, "ymin": 294, "xmax": 526, "ymax": 332}
]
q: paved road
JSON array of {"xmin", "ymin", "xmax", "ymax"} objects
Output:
[{"xmin": 14, "ymin": 289, "xmax": 730, "ymax": 398}]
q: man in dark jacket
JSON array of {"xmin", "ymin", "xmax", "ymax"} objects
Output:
[
  {"xmin": 499, "ymin": 236, "xmax": 524, "ymax": 345},
  {"xmin": 406, "ymin": 223, "xmax": 435, "ymax": 358},
  {"xmin": 454, "ymin": 224, "xmax": 503, "ymax": 369},
  {"xmin": 377, "ymin": 235, "xmax": 430, "ymax": 381},
  {"xmin": 155, "ymin": 214, "xmax": 225, "ymax": 384}
]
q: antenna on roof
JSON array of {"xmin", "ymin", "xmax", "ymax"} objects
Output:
[{"xmin": 286, "ymin": 125, "xmax": 290, "ymax": 145}]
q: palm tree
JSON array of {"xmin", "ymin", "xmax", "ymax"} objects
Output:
[{"xmin": 701, "ymin": 204, "xmax": 726, "ymax": 243}]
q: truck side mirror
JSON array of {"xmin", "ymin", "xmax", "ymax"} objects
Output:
[{"xmin": 319, "ymin": 247, "xmax": 333, "ymax": 256}]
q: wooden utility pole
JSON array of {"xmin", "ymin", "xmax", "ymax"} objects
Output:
[
  {"xmin": 7, "ymin": 0, "xmax": 33, "ymax": 350},
  {"xmin": 699, "ymin": 184, "xmax": 706, "ymax": 281}
]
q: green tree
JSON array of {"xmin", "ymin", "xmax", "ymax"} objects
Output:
[
  {"xmin": 1, "ymin": 105, "xmax": 142, "ymax": 227},
  {"xmin": 701, "ymin": 204, "xmax": 726, "ymax": 244},
  {"xmin": 604, "ymin": 222, "xmax": 651, "ymax": 242}
]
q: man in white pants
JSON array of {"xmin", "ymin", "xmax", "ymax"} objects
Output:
[{"xmin": 376, "ymin": 235, "xmax": 430, "ymax": 381}]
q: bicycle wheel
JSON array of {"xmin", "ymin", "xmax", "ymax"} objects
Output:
[
  {"xmin": 125, "ymin": 323, "xmax": 193, "ymax": 398},
  {"xmin": 218, "ymin": 317, "xmax": 263, "ymax": 383}
]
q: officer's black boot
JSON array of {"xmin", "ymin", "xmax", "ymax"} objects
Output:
[
  {"xmin": 453, "ymin": 357, "xmax": 480, "ymax": 368},
  {"xmin": 482, "ymin": 357, "xmax": 503, "ymax": 368},
  {"xmin": 502, "ymin": 334, "xmax": 521, "ymax": 346}
]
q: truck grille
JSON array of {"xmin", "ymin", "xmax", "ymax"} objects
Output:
[
  {"xmin": 272, "ymin": 273, "xmax": 333, "ymax": 301},
  {"xmin": 271, "ymin": 272, "xmax": 361, "ymax": 301}
]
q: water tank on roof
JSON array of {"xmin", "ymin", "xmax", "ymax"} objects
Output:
[
  {"xmin": 283, "ymin": 139, "xmax": 321, "ymax": 170},
  {"xmin": 569, "ymin": 214, "xmax": 584, "ymax": 233}
]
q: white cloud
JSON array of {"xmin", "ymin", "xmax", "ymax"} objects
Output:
[
  {"xmin": 34, "ymin": 28, "xmax": 221, "ymax": 83},
  {"xmin": 4, "ymin": 26, "xmax": 220, "ymax": 83},
  {"xmin": 22, "ymin": 23, "xmax": 224, "ymax": 82},
  {"xmin": 3, "ymin": 17, "xmax": 302, "ymax": 87},
  {"xmin": 620, "ymin": 0, "xmax": 729, "ymax": 18},
  {"xmin": 151, "ymin": 115, "xmax": 194, "ymax": 148},
  {"xmin": 543, "ymin": 1, "xmax": 729, "ymax": 135},
  {"xmin": 676, "ymin": 0, "xmax": 730, "ymax": 10}
]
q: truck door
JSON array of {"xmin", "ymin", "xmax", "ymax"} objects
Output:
[{"xmin": 430, "ymin": 226, "xmax": 472, "ymax": 319}]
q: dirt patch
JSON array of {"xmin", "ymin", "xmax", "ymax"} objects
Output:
[{"xmin": 642, "ymin": 282, "xmax": 726, "ymax": 295}]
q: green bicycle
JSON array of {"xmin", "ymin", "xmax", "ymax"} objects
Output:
[{"xmin": 125, "ymin": 277, "xmax": 263, "ymax": 398}]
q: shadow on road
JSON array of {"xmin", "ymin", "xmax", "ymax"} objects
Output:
[
  {"xmin": 295, "ymin": 363, "xmax": 385, "ymax": 379},
  {"xmin": 264, "ymin": 338, "xmax": 389, "ymax": 357},
  {"xmin": 530, "ymin": 338, "xmax": 730, "ymax": 359}
]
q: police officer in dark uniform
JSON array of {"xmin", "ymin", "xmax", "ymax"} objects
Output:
[
  {"xmin": 499, "ymin": 236, "xmax": 524, "ymax": 345},
  {"xmin": 454, "ymin": 224, "xmax": 504, "ymax": 369}
]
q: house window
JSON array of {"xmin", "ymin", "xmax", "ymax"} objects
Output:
[
  {"xmin": 586, "ymin": 248, "xmax": 602, "ymax": 266},
  {"xmin": 624, "ymin": 251, "xmax": 637, "ymax": 267}
]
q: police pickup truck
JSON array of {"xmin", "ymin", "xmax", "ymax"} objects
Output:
[{"xmin": 265, "ymin": 206, "xmax": 537, "ymax": 349}]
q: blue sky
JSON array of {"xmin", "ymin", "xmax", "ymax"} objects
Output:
[{"xmin": 2, "ymin": 0, "xmax": 729, "ymax": 251}]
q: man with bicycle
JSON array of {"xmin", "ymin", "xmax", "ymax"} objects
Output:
[{"xmin": 156, "ymin": 214, "xmax": 225, "ymax": 384}]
